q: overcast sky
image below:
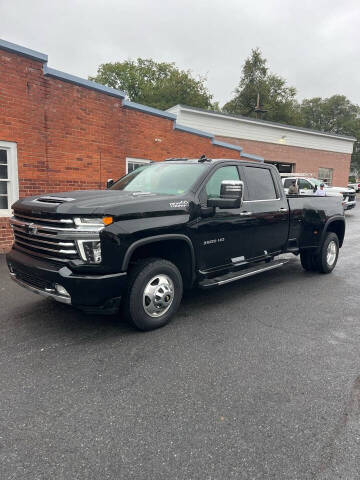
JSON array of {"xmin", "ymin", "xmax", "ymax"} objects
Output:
[{"xmin": 1, "ymin": 0, "xmax": 359, "ymax": 107}]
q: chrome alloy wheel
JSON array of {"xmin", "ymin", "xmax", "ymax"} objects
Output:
[
  {"xmin": 142, "ymin": 274, "xmax": 174, "ymax": 318},
  {"xmin": 327, "ymin": 240, "xmax": 337, "ymax": 266}
]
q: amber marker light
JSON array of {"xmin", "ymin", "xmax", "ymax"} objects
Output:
[{"xmin": 103, "ymin": 216, "xmax": 113, "ymax": 226}]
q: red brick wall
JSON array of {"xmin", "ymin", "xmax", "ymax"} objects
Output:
[
  {"xmin": 216, "ymin": 136, "xmax": 351, "ymax": 187},
  {"xmin": 0, "ymin": 49, "xmax": 241, "ymax": 251}
]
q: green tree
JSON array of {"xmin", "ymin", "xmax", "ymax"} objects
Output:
[
  {"xmin": 301, "ymin": 95, "xmax": 360, "ymax": 135},
  {"xmin": 301, "ymin": 95, "xmax": 360, "ymax": 179},
  {"xmin": 223, "ymin": 48, "xmax": 302, "ymax": 125},
  {"xmin": 90, "ymin": 58, "xmax": 214, "ymax": 111}
]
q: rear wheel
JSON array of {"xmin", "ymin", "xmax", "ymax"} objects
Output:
[
  {"xmin": 124, "ymin": 258, "xmax": 183, "ymax": 331},
  {"xmin": 314, "ymin": 232, "xmax": 339, "ymax": 273},
  {"xmin": 300, "ymin": 232, "xmax": 339, "ymax": 274}
]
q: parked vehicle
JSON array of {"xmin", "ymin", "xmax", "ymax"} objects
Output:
[
  {"xmin": 7, "ymin": 159, "xmax": 345, "ymax": 330},
  {"xmin": 281, "ymin": 175, "xmax": 357, "ymax": 210},
  {"xmin": 348, "ymin": 181, "xmax": 360, "ymax": 193}
]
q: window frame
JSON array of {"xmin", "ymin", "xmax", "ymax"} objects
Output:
[
  {"xmin": 242, "ymin": 165, "xmax": 280, "ymax": 202},
  {"xmin": 318, "ymin": 167, "xmax": 333, "ymax": 186},
  {"xmin": 198, "ymin": 164, "xmax": 242, "ymax": 207},
  {"xmin": 0, "ymin": 141, "xmax": 18, "ymax": 217},
  {"xmin": 204, "ymin": 165, "xmax": 241, "ymax": 199},
  {"xmin": 126, "ymin": 157, "xmax": 151, "ymax": 174},
  {"xmin": 298, "ymin": 178, "xmax": 313, "ymax": 190}
]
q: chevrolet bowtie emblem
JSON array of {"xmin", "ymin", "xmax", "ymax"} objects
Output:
[{"xmin": 26, "ymin": 223, "xmax": 38, "ymax": 235}]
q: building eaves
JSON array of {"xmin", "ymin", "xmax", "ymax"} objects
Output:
[
  {"xmin": 0, "ymin": 38, "xmax": 48, "ymax": 63},
  {"xmin": 170, "ymin": 104, "xmax": 357, "ymax": 142},
  {"xmin": 0, "ymin": 38, "xmax": 255, "ymax": 157},
  {"xmin": 43, "ymin": 65, "xmax": 126, "ymax": 99}
]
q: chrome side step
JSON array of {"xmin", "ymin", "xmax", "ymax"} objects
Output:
[{"xmin": 199, "ymin": 259, "xmax": 288, "ymax": 289}]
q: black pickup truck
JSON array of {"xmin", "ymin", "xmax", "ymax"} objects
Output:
[{"xmin": 6, "ymin": 158, "xmax": 345, "ymax": 330}]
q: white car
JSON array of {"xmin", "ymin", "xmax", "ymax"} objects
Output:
[
  {"xmin": 281, "ymin": 176, "xmax": 356, "ymax": 211},
  {"xmin": 348, "ymin": 182, "xmax": 360, "ymax": 193}
]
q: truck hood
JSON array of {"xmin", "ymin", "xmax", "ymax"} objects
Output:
[{"xmin": 12, "ymin": 190, "xmax": 193, "ymax": 218}]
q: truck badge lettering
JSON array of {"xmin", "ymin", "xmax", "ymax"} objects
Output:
[
  {"xmin": 203, "ymin": 238, "xmax": 225, "ymax": 245},
  {"xmin": 169, "ymin": 200, "xmax": 189, "ymax": 208}
]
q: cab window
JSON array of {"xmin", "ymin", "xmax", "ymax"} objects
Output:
[
  {"xmin": 284, "ymin": 178, "xmax": 295, "ymax": 188},
  {"xmin": 205, "ymin": 166, "xmax": 240, "ymax": 198},
  {"xmin": 243, "ymin": 166, "xmax": 277, "ymax": 201},
  {"xmin": 298, "ymin": 179, "xmax": 313, "ymax": 190}
]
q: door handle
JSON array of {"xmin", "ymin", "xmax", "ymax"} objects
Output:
[
  {"xmin": 279, "ymin": 207, "xmax": 288, "ymax": 212},
  {"xmin": 240, "ymin": 211, "xmax": 252, "ymax": 216}
]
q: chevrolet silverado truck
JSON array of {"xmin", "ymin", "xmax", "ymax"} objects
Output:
[{"xmin": 6, "ymin": 158, "xmax": 345, "ymax": 330}]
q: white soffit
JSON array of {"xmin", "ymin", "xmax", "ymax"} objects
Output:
[{"xmin": 167, "ymin": 106, "xmax": 355, "ymax": 154}]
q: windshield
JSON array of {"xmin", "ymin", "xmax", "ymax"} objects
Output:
[{"xmin": 109, "ymin": 163, "xmax": 206, "ymax": 195}]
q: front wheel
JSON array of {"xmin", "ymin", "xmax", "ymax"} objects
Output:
[{"xmin": 124, "ymin": 258, "xmax": 183, "ymax": 331}]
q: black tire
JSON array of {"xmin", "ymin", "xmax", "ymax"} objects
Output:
[
  {"xmin": 123, "ymin": 258, "xmax": 183, "ymax": 331},
  {"xmin": 300, "ymin": 250, "xmax": 318, "ymax": 272},
  {"xmin": 312, "ymin": 232, "xmax": 339, "ymax": 274}
]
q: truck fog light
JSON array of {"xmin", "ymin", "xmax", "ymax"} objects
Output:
[
  {"xmin": 54, "ymin": 284, "xmax": 70, "ymax": 297},
  {"xmin": 77, "ymin": 240, "xmax": 102, "ymax": 264}
]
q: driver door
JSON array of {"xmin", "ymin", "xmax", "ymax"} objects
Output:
[{"xmin": 192, "ymin": 165, "xmax": 254, "ymax": 271}]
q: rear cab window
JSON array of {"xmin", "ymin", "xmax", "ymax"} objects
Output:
[{"xmin": 243, "ymin": 166, "xmax": 278, "ymax": 201}]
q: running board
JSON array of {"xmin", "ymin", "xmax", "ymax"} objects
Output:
[{"xmin": 199, "ymin": 259, "xmax": 288, "ymax": 288}]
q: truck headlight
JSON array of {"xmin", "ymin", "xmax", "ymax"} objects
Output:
[
  {"xmin": 77, "ymin": 240, "xmax": 102, "ymax": 264},
  {"xmin": 74, "ymin": 217, "xmax": 113, "ymax": 227}
]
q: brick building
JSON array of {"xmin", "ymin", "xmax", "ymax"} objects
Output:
[
  {"xmin": 0, "ymin": 39, "xmax": 259, "ymax": 252},
  {"xmin": 0, "ymin": 39, "xmax": 355, "ymax": 252},
  {"xmin": 167, "ymin": 106, "xmax": 355, "ymax": 186}
]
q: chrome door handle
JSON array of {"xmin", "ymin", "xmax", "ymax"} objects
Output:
[
  {"xmin": 240, "ymin": 211, "xmax": 252, "ymax": 216},
  {"xmin": 279, "ymin": 207, "xmax": 288, "ymax": 212}
]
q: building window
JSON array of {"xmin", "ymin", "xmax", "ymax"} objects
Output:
[
  {"xmin": 0, "ymin": 141, "xmax": 18, "ymax": 216},
  {"xmin": 318, "ymin": 167, "xmax": 333, "ymax": 185},
  {"xmin": 126, "ymin": 158, "xmax": 151, "ymax": 174}
]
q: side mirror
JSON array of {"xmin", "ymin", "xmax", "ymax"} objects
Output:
[
  {"xmin": 313, "ymin": 185, "xmax": 318, "ymax": 192},
  {"xmin": 207, "ymin": 180, "xmax": 244, "ymax": 209},
  {"xmin": 106, "ymin": 178, "xmax": 114, "ymax": 189}
]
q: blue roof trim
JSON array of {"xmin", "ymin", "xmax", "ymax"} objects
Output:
[
  {"xmin": 43, "ymin": 65, "xmax": 126, "ymax": 98},
  {"xmin": 173, "ymin": 123, "xmax": 213, "ymax": 138},
  {"xmin": 0, "ymin": 38, "xmax": 48, "ymax": 63},
  {"xmin": 211, "ymin": 139, "xmax": 243, "ymax": 152},
  {"xmin": 241, "ymin": 152, "xmax": 264, "ymax": 162},
  {"xmin": 122, "ymin": 100, "xmax": 176, "ymax": 120},
  {"xmin": 0, "ymin": 38, "xmax": 257, "ymax": 155}
]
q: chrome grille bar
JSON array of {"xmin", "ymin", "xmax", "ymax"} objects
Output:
[
  {"xmin": 14, "ymin": 231, "xmax": 74, "ymax": 247},
  {"xmin": 13, "ymin": 244, "xmax": 70, "ymax": 262},
  {"xmin": 11, "ymin": 212, "xmax": 103, "ymax": 262},
  {"xmin": 14, "ymin": 238, "xmax": 77, "ymax": 255},
  {"xmin": 14, "ymin": 213, "xmax": 74, "ymax": 224}
]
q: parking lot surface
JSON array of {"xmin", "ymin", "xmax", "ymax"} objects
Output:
[{"xmin": 1, "ymin": 205, "xmax": 360, "ymax": 479}]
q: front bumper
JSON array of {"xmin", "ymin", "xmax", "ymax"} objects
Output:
[
  {"xmin": 6, "ymin": 249, "xmax": 127, "ymax": 313},
  {"xmin": 344, "ymin": 201, "xmax": 356, "ymax": 211}
]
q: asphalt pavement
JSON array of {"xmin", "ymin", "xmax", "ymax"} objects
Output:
[{"xmin": 1, "ymin": 205, "xmax": 360, "ymax": 479}]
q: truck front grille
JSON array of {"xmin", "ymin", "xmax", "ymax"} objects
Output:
[
  {"xmin": 10, "ymin": 212, "xmax": 102, "ymax": 263},
  {"xmin": 343, "ymin": 192, "xmax": 356, "ymax": 202}
]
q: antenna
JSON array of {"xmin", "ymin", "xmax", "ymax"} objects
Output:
[{"xmin": 254, "ymin": 93, "xmax": 267, "ymax": 119}]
